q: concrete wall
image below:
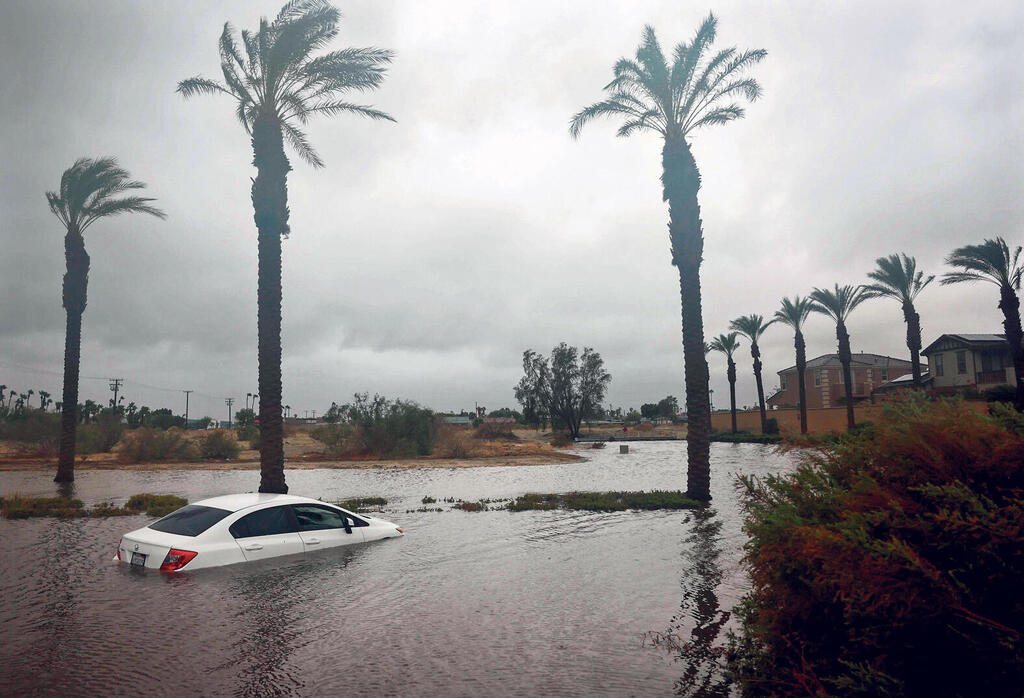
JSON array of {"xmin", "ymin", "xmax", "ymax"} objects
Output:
[{"xmin": 711, "ymin": 401, "xmax": 992, "ymax": 436}]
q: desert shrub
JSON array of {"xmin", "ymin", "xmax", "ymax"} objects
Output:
[
  {"xmin": 591, "ymin": 441, "xmax": 606, "ymax": 449},
  {"xmin": 729, "ymin": 395, "xmax": 1024, "ymax": 696},
  {"xmin": 77, "ymin": 412, "xmax": 124, "ymax": 454},
  {"xmin": 550, "ymin": 432, "xmax": 573, "ymax": 448},
  {"xmin": 473, "ymin": 421, "xmax": 519, "ymax": 440},
  {"xmin": 432, "ymin": 425, "xmax": 476, "ymax": 458},
  {"xmin": 310, "ymin": 423, "xmax": 354, "ymax": 455},
  {"xmin": 198, "ymin": 430, "xmax": 241, "ymax": 460},
  {"xmin": 421, "ymin": 496, "xmax": 436, "ymax": 504},
  {"xmin": 0, "ymin": 411, "xmax": 60, "ymax": 455},
  {"xmin": 764, "ymin": 417, "xmax": 779, "ymax": 434},
  {"xmin": 636, "ymin": 422, "xmax": 655, "ymax": 432},
  {"xmin": 455, "ymin": 500, "xmax": 486, "ymax": 512},
  {"xmin": 117, "ymin": 428, "xmax": 197, "ymax": 463},
  {"xmin": 126, "ymin": 493, "xmax": 188, "ymax": 517},
  {"xmin": 236, "ymin": 424, "xmax": 259, "ymax": 443},
  {"xmin": 332, "ymin": 393, "xmax": 437, "ymax": 457},
  {"xmin": 147, "ymin": 408, "xmax": 185, "ymax": 430}
]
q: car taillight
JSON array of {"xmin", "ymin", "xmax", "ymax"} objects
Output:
[
  {"xmin": 160, "ymin": 549, "xmax": 198, "ymax": 571},
  {"xmin": 396, "ymin": 528, "xmax": 404, "ymax": 534},
  {"xmin": 117, "ymin": 538, "xmax": 122, "ymax": 561}
]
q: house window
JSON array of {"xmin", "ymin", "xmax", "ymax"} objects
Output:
[
  {"xmin": 956, "ymin": 351, "xmax": 967, "ymax": 374},
  {"xmin": 780, "ymin": 375, "xmax": 787, "ymax": 390},
  {"xmin": 934, "ymin": 354, "xmax": 944, "ymax": 377},
  {"xmin": 881, "ymin": 369, "xmax": 888, "ymax": 381},
  {"xmin": 814, "ymin": 369, "xmax": 822, "ymax": 386}
]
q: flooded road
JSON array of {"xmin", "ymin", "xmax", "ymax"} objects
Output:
[{"xmin": 0, "ymin": 442, "xmax": 793, "ymax": 697}]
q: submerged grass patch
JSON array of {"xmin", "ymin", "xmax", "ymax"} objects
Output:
[
  {"xmin": 334, "ymin": 496, "xmax": 387, "ymax": 512},
  {"xmin": 1, "ymin": 493, "xmax": 187, "ymax": 519},
  {"xmin": 508, "ymin": 490, "xmax": 700, "ymax": 512}
]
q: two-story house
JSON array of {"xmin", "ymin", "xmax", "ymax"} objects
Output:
[
  {"xmin": 920, "ymin": 334, "xmax": 1017, "ymax": 394},
  {"xmin": 767, "ymin": 353, "xmax": 916, "ymax": 409}
]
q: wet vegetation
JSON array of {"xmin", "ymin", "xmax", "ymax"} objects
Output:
[
  {"xmin": 508, "ymin": 490, "xmax": 700, "ymax": 512},
  {"xmin": 333, "ymin": 496, "xmax": 387, "ymax": 513},
  {"xmin": 1, "ymin": 493, "xmax": 187, "ymax": 519},
  {"xmin": 728, "ymin": 395, "xmax": 1024, "ymax": 695}
]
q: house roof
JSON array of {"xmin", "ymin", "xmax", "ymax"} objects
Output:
[
  {"xmin": 777, "ymin": 353, "xmax": 913, "ymax": 375},
  {"xmin": 873, "ymin": 371, "xmax": 933, "ymax": 391},
  {"xmin": 921, "ymin": 333, "xmax": 1008, "ymax": 355}
]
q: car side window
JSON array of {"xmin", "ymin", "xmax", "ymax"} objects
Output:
[
  {"xmin": 229, "ymin": 506, "xmax": 298, "ymax": 539},
  {"xmin": 292, "ymin": 504, "xmax": 351, "ymax": 531}
]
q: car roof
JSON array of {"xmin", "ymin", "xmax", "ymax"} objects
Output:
[{"xmin": 191, "ymin": 493, "xmax": 328, "ymax": 513}]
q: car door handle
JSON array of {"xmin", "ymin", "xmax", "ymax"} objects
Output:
[
  {"xmin": 305, "ymin": 538, "xmax": 321, "ymax": 546},
  {"xmin": 243, "ymin": 543, "xmax": 263, "ymax": 551}
]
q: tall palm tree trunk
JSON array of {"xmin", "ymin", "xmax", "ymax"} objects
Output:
[
  {"xmin": 751, "ymin": 342, "xmax": 767, "ymax": 433},
  {"xmin": 997, "ymin": 284, "xmax": 1024, "ymax": 411},
  {"xmin": 903, "ymin": 301, "xmax": 923, "ymax": 386},
  {"xmin": 727, "ymin": 358, "xmax": 737, "ymax": 433},
  {"xmin": 56, "ymin": 229, "xmax": 88, "ymax": 483},
  {"xmin": 252, "ymin": 117, "xmax": 289, "ymax": 494},
  {"xmin": 664, "ymin": 135, "xmax": 711, "ymax": 501},
  {"xmin": 794, "ymin": 330, "xmax": 808, "ymax": 434},
  {"xmin": 836, "ymin": 321, "xmax": 856, "ymax": 429}
]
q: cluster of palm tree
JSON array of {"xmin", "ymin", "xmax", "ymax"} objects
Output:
[
  {"xmin": 710, "ymin": 239, "xmax": 1024, "ymax": 435},
  {"xmin": 47, "ymin": 0, "xmax": 394, "ymax": 487}
]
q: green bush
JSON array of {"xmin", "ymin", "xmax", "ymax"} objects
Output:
[
  {"xmin": 117, "ymin": 428, "xmax": 197, "ymax": 463},
  {"xmin": 0, "ymin": 410, "xmax": 60, "ymax": 455},
  {"xmin": 310, "ymin": 423, "xmax": 354, "ymax": 455},
  {"xmin": 984, "ymin": 383, "xmax": 1017, "ymax": 403},
  {"xmin": 550, "ymin": 432, "xmax": 573, "ymax": 448},
  {"xmin": 334, "ymin": 496, "xmax": 387, "ymax": 512},
  {"xmin": 77, "ymin": 412, "xmax": 124, "ymax": 454},
  {"xmin": 330, "ymin": 393, "xmax": 437, "ymax": 458},
  {"xmin": 198, "ymin": 430, "xmax": 241, "ymax": 460},
  {"xmin": 729, "ymin": 395, "xmax": 1024, "ymax": 696},
  {"xmin": 1, "ymin": 493, "xmax": 187, "ymax": 519}
]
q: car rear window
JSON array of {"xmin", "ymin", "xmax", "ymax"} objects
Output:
[{"xmin": 149, "ymin": 505, "xmax": 231, "ymax": 537}]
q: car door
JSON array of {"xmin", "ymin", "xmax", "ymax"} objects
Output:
[
  {"xmin": 229, "ymin": 505, "xmax": 304, "ymax": 561},
  {"xmin": 291, "ymin": 504, "xmax": 364, "ymax": 550}
]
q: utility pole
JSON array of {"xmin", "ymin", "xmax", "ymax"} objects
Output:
[
  {"xmin": 108, "ymin": 378, "xmax": 123, "ymax": 411},
  {"xmin": 225, "ymin": 397, "xmax": 234, "ymax": 427},
  {"xmin": 183, "ymin": 390, "xmax": 193, "ymax": 428},
  {"xmin": 246, "ymin": 393, "xmax": 252, "ymax": 410},
  {"xmin": 311, "ymin": 410, "xmax": 316, "ymax": 421}
]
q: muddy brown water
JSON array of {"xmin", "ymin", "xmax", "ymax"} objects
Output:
[{"xmin": 0, "ymin": 443, "xmax": 794, "ymax": 697}]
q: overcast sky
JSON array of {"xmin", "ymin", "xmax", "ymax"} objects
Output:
[{"xmin": 1, "ymin": 0, "xmax": 1022, "ymax": 420}]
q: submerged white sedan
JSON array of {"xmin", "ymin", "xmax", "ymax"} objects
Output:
[{"xmin": 116, "ymin": 493, "xmax": 403, "ymax": 572}]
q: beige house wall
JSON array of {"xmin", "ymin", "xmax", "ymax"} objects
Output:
[{"xmin": 711, "ymin": 401, "xmax": 992, "ymax": 436}]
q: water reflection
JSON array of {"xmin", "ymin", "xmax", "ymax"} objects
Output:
[
  {"xmin": 646, "ymin": 507, "xmax": 732, "ymax": 698},
  {"xmin": 27, "ymin": 520, "xmax": 80, "ymax": 691}
]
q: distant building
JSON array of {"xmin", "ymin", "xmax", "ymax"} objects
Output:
[
  {"xmin": 872, "ymin": 371, "xmax": 933, "ymax": 399},
  {"xmin": 921, "ymin": 333, "xmax": 1016, "ymax": 394},
  {"xmin": 767, "ymin": 353, "xmax": 916, "ymax": 409},
  {"xmin": 443, "ymin": 415, "xmax": 473, "ymax": 426}
]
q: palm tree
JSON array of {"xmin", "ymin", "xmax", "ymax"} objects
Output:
[
  {"xmin": 47, "ymin": 157, "xmax": 165, "ymax": 483},
  {"xmin": 709, "ymin": 333, "xmax": 741, "ymax": 433},
  {"xmin": 729, "ymin": 314, "xmax": 775, "ymax": 433},
  {"xmin": 178, "ymin": 0, "xmax": 394, "ymax": 493},
  {"xmin": 941, "ymin": 238, "xmax": 1024, "ymax": 410},
  {"xmin": 570, "ymin": 15, "xmax": 765, "ymax": 501},
  {"xmin": 865, "ymin": 254, "xmax": 933, "ymax": 386},
  {"xmin": 774, "ymin": 296, "xmax": 814, "ymax": 434},
  {"xmin": 809, "ymin": 285, "xmax": 874, "ymax": 430}
]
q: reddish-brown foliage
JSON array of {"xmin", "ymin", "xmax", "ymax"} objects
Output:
[{"xmin": 730, "ymin": 395, "xmax": 1024, "ymax": 696}]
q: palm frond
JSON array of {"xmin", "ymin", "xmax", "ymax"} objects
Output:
[
  {"xmin": 729, "ymin": 313, "xmax": 775, "ymax": 342},
  {"xmin": 280, "ymin": 120, "xmax": 324, "ymax": 167},
  {"xmin": 774, "ymin": 296, "xmax": 813, "ymax": 330},
  {"xmin": 809, "ymin": 284, "xmax": 873, "ymax": 323},
  {"xmin": 941, "ymin": 238, "xmax": 1023, "ymax": 290},
  {"xmin": 305, "ymin": 100, "xmax": 394, "ymax": 121},
  {"xmin": 48, "ymin": 157, "xmax": 164, "ymax": 233},
  {"xmin": 709, "ymin": 331, "xmax": 741, "ymax": 358}
]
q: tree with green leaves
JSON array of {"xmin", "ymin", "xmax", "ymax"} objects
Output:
[
  {"xmin": 774, "ymin": 296, "xmax": 814, "ymax": 434},
  {"xmin": 178, "ymin": 0, "xmax": 394, "ymax": 493},
  {"xmin": 709, "ymin": 332, "xmax": 741, "ymax": 433},
  {"xmin": 810, "ymin": 285, "xmax": 874, "ymax": 430},
  {"xmin": 941, "ymin": 237, "xmax": 1024, "ymax": 410},
  {"xmin": 46, "ymin": 157, "xmax": 165, "ymax": 482},
  {"xmin": 570, "ymin": 14, "xmax": 765, "ymax": 501},
  {"xmin": 514, "ymin": 349, "xmax": 552, "ymax": 430},
  {"xmin": 730, "ymin": 314, "xmax": 775, "ymax": 433},
  {"xmin": 865, "ymin": 254, "xmax": 933, "ymax": 386},
  {"xmin": 515, "ymin": 344, "xmax": 611, "ymax": 439}
]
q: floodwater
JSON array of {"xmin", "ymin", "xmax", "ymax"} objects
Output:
[{"xmin": 0, "ymin": 442, "xmax": 794, "ymax": 697}]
